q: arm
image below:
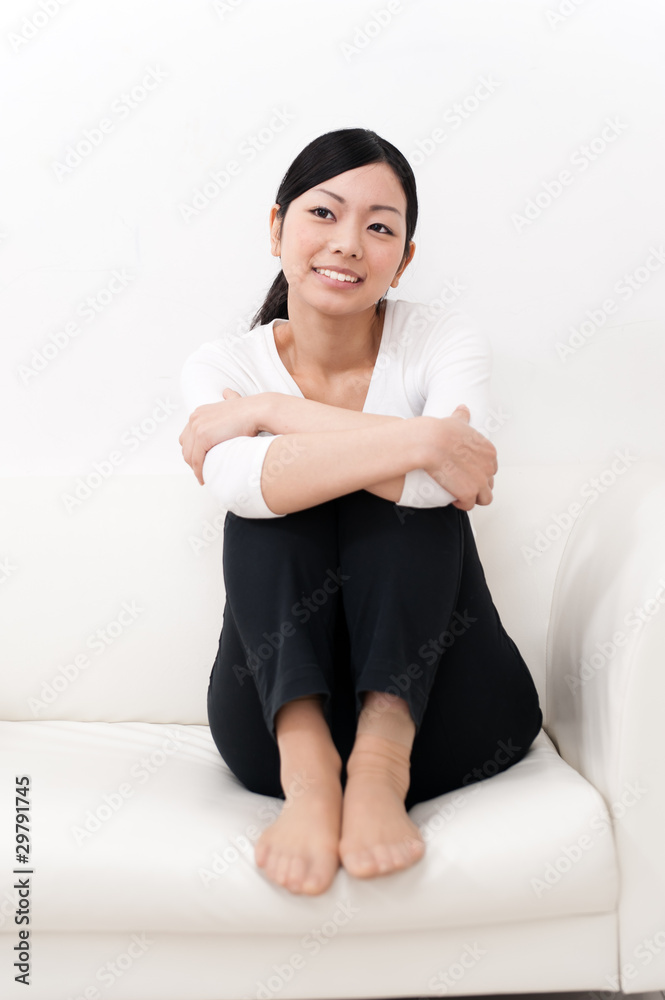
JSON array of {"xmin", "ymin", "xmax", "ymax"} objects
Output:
[
  {"xmin": 179, "ymin": 342, "xmax": 418, "ymax": 515},
  {"xmin": 179, "ymin": 312, "xmax": 495, "ymax": 517},
  {"xmin": 257, "ymin": 395, "xmax": 495, "ymax": 515},
  {"xmin": 258, "ymin": 310, "xmax": 495, "ymax": 511},
  {"xmin": 394, "ymin": 312, "xmax": 493, "ymax": 509},
  {"xmin": 258, "ymin": 415, "xmax": 431, "ymax": 515},
  {"xmin": 256, "ymin": 393, "xmax": 410, "ymax": 503}
]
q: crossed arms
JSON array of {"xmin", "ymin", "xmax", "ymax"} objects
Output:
[{"xmin": 178, "ymin": 391, "xmax": 497, "ymax": 516}]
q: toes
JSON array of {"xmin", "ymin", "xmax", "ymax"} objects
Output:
[
  {"xmin": 341, "ymin": 833, "xmax": 425, "ymax": 877},
  {"xmin": 259, "ymin": 847, "xmax": 337, "ymax": 895},
  {"xmin": 372, "ymin": 843, "xmax": 395, "ymax": 874},
  {"xmin": 274, "ymin": 851, "xmax": 295, "ymax": 888},
  {"xmin": 254, "ymin": 839, "xmax": 269, "ymax": 869},
  {"xmin": 284, "ymin": 854, "xmax": 307, "ymax": 892},
  {"xmin": 391, "ymin": 837, "xmax": 422, "ymax": 869},
  {"xmin": 340, "ymin": 847, "xmax": 376, "ymax": 877},
  {"xmin": 302, "ymin": 861, "xmax": 332, "ymax": 895}
]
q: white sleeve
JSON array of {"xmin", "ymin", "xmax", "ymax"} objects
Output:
[
  {"xmin": 180, "ymin": 341, "xmax": 288, "ymax": 519},
  {"xmin": 397, "ymin": 315, "xmax": 492, "ymax": 509}
]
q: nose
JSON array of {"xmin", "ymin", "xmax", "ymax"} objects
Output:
[{"xmin": 328, "ymin": 219, "xmax": 362, "ymax": 258}]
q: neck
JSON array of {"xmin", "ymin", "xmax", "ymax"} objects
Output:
[{"xmin": 275, "ymin": 298, "xmax": 386, "ymax": 379}]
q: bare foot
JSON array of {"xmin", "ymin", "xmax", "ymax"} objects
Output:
[
  {"xmin": 339, "ymin": 732, "xmax": 425, "ymax": 878},
  {"xmin": 255, "ymin": 767, "xmax": 343, "ymax": 895},
  {"xmin": 254, "ymin": 696, "xmax": 344, "ymax": 896}
]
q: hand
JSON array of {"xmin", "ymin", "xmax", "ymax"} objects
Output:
[
  {"xmin": 178, "ymin": 388, "xmax": 258, "ymax": 485},
  {"xmin": 423, "ymin": 404, "xmax": 497, "ymax": 510}
]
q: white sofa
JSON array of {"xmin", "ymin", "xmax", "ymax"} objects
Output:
[{"xmin": 2, "ymin": 323, "xmax": 665, "ymax": 1000}]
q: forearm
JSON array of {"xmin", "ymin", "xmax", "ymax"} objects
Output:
[
  {"xmin": 258, "ymin": 392, "xmax": 401, "ymax": 435},
  {"xmin": 260, "ymin": 417, "xmax": 430, "ymax": 515},
  {"xmin": 256, "ymin": 392, "xmax": 409, "ymax": 502}
]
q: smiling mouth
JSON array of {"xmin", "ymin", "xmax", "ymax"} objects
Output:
[{"xmin": 313, "ymin": 267, "xmax": 362, "ymax": 284}]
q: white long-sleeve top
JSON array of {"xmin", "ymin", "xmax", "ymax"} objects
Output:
[{"xmin": 179, "ymin": 297, "xmax": 492, "ymax": 518}]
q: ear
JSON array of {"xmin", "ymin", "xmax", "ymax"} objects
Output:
[
  {"xmin": 269, "ymin": 204, "xmax": 282, "ymax": 258},
  {"xmin": 390, "ymin": 240, "xmax": 416, "ymax": 288}
]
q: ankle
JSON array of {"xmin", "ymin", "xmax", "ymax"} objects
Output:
[
  {"xmin": 275, "ymin": 698, "xmax": 342, "ymax": 796},
  {"xmin": 356, "ymin": 691, "xmax": 416, "ymax": 749},
  {"xmin": 346, "ymin": 733, "xmax": 412, "ymax": 799}
]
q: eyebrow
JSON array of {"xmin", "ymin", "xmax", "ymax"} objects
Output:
[{"xmin": 313, "ymin": 187, "xmax": 403, "ymax": 217}]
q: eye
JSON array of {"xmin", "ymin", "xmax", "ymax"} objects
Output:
[
  {"xmin": 369, "ymin": 222, "xmax": 395, "ymax": 235},
  {"xmin": 310, "ymin": 206, "xmax": 334, "ymax": 219},
  {"xmin": 309, "ymin": 206, "xmax": 395, "ymax": 236}
]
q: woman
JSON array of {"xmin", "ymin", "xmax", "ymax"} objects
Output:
[{"xmin": 179, "ymin": 127, "xmax": 542, "ymax": 898}]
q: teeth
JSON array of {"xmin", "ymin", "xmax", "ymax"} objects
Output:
[{"xmin": 315, "ymin": 268, "xmax": 359, "ymax": 283}]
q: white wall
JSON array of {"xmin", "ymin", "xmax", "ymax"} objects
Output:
[{"xmin": 3, "ymin": 0, "xmax": 664, "ymax": 482}]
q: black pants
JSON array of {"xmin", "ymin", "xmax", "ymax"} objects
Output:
[{"xmin": 207, "ymin": 489, "xmax": 543, "ymax": 813}]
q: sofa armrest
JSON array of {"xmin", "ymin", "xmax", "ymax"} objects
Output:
[{"xmin": 547, "ymin": 459, "xmax": 665, "ymax": 993}]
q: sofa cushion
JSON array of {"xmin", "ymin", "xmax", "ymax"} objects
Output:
[{"xmin": 0, "ymin": 722, "xmax": 618, "ymax": 936}]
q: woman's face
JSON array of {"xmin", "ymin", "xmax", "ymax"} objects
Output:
[{"xmin": 269, "ymin": 161, "xmax": 415, "ymax": 318}]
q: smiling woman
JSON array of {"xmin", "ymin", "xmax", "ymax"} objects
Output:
[{"xmin": 178, "ymin": 127, "xmax": 542, "ymax": 899}]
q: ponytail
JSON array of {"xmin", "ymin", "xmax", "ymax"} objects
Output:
[{"xmin": 250, "ymin": 270, "xmax": 288, "ymax": 329}]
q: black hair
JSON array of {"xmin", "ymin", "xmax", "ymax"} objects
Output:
[{"xmin": 249, "ymin": 127, "xmax": 418, "ymax": 329}]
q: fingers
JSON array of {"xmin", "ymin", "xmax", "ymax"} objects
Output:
[
  {"xmin": 452, "ymin": 497, "xmax": 475, "ymax": 512},
  {"xmin": 451, "ymin": 474, "xmax": 495, "ymax": 510},
  {"xmin": 179, "ymin": 421, "xmax": 204, "ymax": 484},
  {"xmin": 451, "ymin": 404, "xmax": 470, "ymax": 423},
  {"xmin": 475, "ymin": 483, "xmax": 494, "ymax": 506}
]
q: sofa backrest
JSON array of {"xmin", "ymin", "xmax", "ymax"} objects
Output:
[{"xmin": 0, "ymin": 464, "xmax": 604, "ymax": 725}]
